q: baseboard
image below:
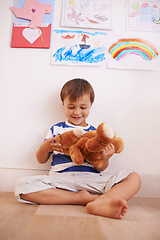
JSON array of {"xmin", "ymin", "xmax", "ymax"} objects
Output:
[
  {"xmin": 0, "ymin": 168, "xmax": 160, "ymax": 198},
  {"xmin": 0, "ymin": 168, "xmax": 49, "ymax": 192}
]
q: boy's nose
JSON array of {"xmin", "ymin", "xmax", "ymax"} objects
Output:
[{"xmin": 74, "ymin": 108, "xmax": 81, "ymax": 115}]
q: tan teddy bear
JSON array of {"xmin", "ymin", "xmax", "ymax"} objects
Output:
[{"xmin": 55, "ymin": 123, "xmax": 124, "ymax": 168}]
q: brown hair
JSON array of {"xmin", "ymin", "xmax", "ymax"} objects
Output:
[{"xmin": 60, "ymin": 78, "xmax": 95, "ymax": 103}]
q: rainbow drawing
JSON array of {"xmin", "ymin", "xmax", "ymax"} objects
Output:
[{"xmin": 108, "ymin": 38, "xmax": 158, "ymax": 61}]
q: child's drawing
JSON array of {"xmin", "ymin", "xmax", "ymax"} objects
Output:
[
  {"xmin": 108, "ymin": 34, "xmax": 160, "ymax": 71},
  {"xmin": 51, "ymin": 29, "xmax": 107, "ymax": 66},
  {"xmin": 61, "ymin": 0, "xmax": 112, "ymax": 30},
  {"xmin": 109, "ymin": 38, "xmax": 158, "ymax": 61},
  {"xmin": 127, "ymin": 0, "xmax": 160, "ymax": 31}
]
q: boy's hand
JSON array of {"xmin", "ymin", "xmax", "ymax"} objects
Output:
[
  {"xmin": 101, "ymin": 144, "xmax": 115, "ymax": 161},
  {"xmin": 95, "ymin": 144, "xmax": 115, "ymax": 172},
  {"xmin": 43, "ymin": 137, "xmax": 64, "ymax": 153},
  {"xmin": 36, "ymin": 137, "xmax": 64, "ymax": 164}
]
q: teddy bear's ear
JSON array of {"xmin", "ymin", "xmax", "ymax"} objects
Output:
[
  {"xmin": 73, "ymin": 128, "xmax": 84, "ymax": 139},
  {"xmin": 100, "ymin": 123, "xmax": 115, "ymax": 139}
]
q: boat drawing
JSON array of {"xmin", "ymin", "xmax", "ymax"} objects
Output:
[{"xmin": 79, "ymin": 34, "xmax": 90, "ymax": 49}]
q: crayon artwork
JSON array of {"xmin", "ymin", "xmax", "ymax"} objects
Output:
[
  {"xmin": 109, "ymin": 38, "xmax": 158, "ymax": 61},
  {"xmin": 61, "ymin": 0, "xmax": 112, "ymax": 30},
  {"xmin": 127, "ymin": 0, "xmax": 160, "ymax": 31},
  {"xmin": 108, "ymin": 35, "xmax": 160, "ymax": 71},
  {"xmin": 51, "ymin": 29, "xmax": 107, "ymax": 67}
]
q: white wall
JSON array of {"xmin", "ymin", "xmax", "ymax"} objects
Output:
[{"xmin": 0, "ymin": 0, "xmax": 160, "ymax": 197}]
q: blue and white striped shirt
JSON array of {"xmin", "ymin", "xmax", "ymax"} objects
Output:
[{"xmin": 45, "ymin": 121, "xmax": 98, "ymax": 173}]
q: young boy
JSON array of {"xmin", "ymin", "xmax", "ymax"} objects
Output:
[{"xmin": 15, "ymin": 78, "xmax": 141, "ymax": 219}]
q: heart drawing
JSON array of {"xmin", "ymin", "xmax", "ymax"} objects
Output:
[{"xmin": 22, "ymin": 28, "xmax": 42, "ymax": 44}]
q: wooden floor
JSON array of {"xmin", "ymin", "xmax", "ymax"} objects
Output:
[{"xmin": 0, "ymin": 192, "xmax": 160, "ymax": 240}]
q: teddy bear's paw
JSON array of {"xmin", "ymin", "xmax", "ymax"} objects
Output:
[
  {"xmin": 73, "ymin": 128, "xmax": 85, "ymax": 139},
  {"xmin": 112, "ymin": 137, "xmax": 124, "ymax": 153},
  {"xmin": 69, "ymin": 145, "xmax": 84, "ymax": 165},
  {"xmin": 102, "ymin": 123, "xmax": 115, "ymax": 139}
]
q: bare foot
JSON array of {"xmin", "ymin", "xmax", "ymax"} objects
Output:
[
  {"xmin": 86, "ymin": 197, "xmax": 128, "ymax": 219},
  {"xmin": 77, "ymin": 190, "xmax": 99, "ymax": 206}
]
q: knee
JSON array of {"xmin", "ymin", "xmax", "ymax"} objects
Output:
[{"xmin": 128, "ymin": 172, "xmax": 141, "ymax": 189}]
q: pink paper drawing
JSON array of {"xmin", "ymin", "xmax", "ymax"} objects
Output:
[{"xmin": 10, "ymin": 0, "xmax": 53, "ymax": 29}]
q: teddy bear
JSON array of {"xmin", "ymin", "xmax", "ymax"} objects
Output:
[
  {"xmin": 55, "ymin": 127, "xmax": 85, "ymax": 155},
  {"xmin": 55, "ymin": 123, "xmax": 124, "ymax": 168}
]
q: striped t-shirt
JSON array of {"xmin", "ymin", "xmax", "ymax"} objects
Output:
[{"xmin": 45, "ymin": 121, "xmax": 99, "ymax": 173}]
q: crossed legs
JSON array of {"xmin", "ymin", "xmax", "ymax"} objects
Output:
[{"xmin": 20, "ymin": 172, "xmax": 141, "ymax": 219}]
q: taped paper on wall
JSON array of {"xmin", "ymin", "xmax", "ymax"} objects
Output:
[
  {"xmin": 51, "ymin": 29, "xmax": 107, "ymax": 67},
  {"xmin": 10, "ymin": 0, "xmax": 54, "ymax": 48}
]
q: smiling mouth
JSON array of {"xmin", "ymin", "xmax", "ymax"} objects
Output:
[{"xmin": 72, "ymin": 116, "xmax": 82, "ymax": 119}]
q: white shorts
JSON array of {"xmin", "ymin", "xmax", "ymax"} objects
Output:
[{"xmin": 15, "ymin": 169, "xmax": 133, "ymax": 204}]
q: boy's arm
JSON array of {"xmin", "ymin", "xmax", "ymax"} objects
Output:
[
  {"xmin": 94, "ymin": 144, "xmax": 115, "ymax": 172},
  {"xmin": 36, "ymin": 137, "xmax": 63, "ymax": 164}
]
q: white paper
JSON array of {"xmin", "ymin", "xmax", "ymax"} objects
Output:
[
  {"xmin": 127, "ymin": 0, "xmax": 160, "ymax": 32},
  {"xmin": 61, "ymin": 0, "xmax": 112, "ymax": 30},
  {"xmin": 51, "ymin": 29, "xmax": 107, "ymax": 67},
  {"xmin": 108, "ymin": 33, "xmax": 160, "ymax": 71}
]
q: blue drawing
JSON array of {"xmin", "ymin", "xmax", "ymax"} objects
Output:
[
  {"xmin": 53, "ymin": 45, "xmax": 106, "ymax": 64},
  {"xmin": 129, "ymin": 2, "xmax": 160, "ymax": 25},
  {"xmin": 51, "ymin": 30, "xmax": 107, "ymax": 65},
  {"xmin": 140, "ymin": 3, "xmax": 159, "ymax": 24}
]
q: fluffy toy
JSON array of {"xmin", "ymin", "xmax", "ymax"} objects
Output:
[{"xmin": 55, "ymin": 123, "xmax": 124, "ymax": 168}]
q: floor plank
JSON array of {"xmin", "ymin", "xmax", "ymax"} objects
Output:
[
  {"xmin": 0, "ymin": 193, "xmax": 160, "ymax": 240},
  {"xmin": 0, "ymin": 192, "xmax": 38, "ymax": 240}
]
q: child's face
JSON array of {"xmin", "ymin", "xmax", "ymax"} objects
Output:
[{"xmin": 62, "ymin": 94, "xmax": 92, "ymax": 127}]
